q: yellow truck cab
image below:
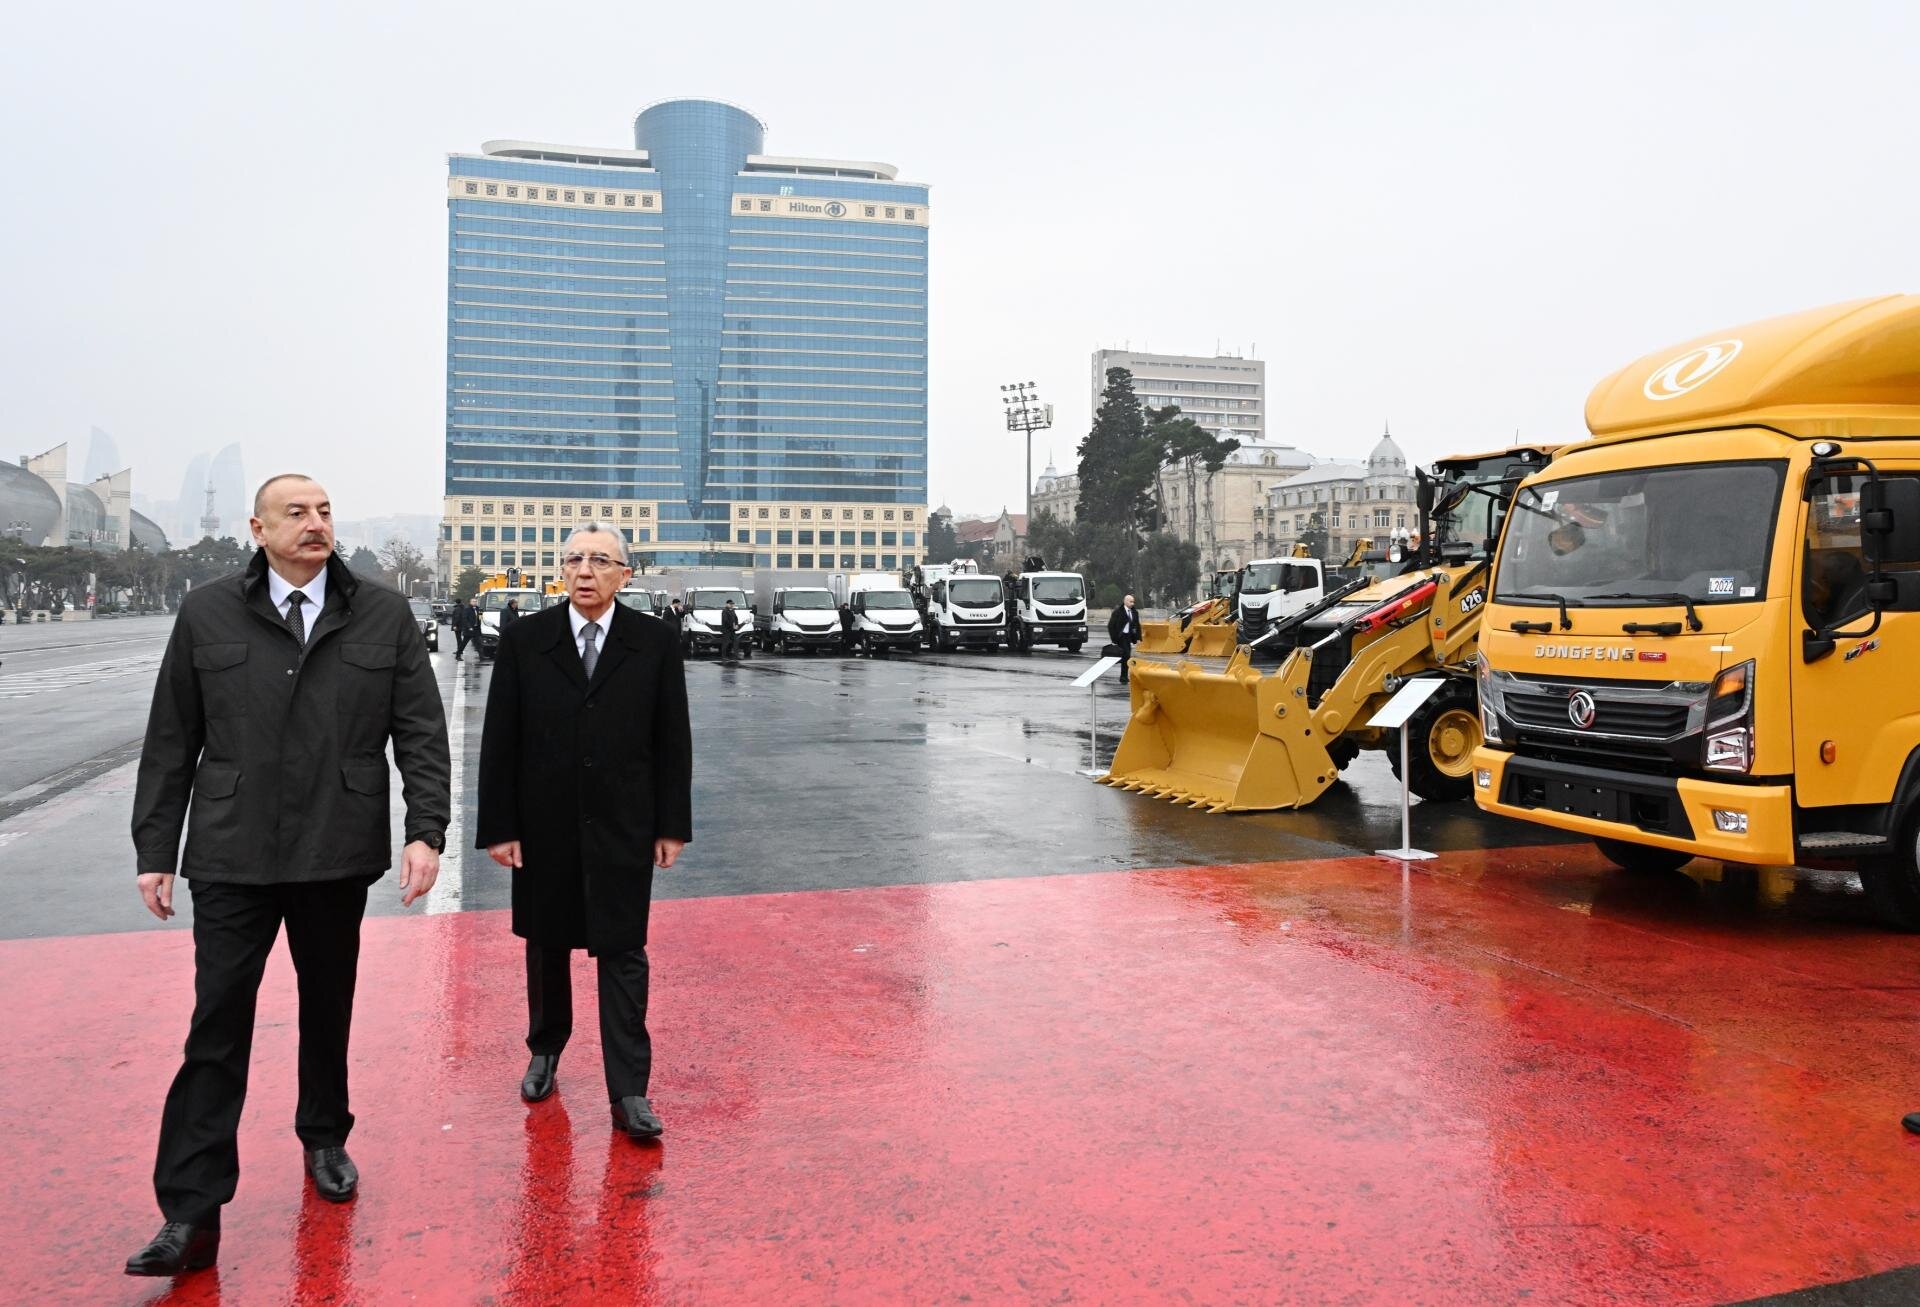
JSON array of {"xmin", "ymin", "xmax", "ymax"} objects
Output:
[{"xmin": 1471, "ymin": 295, "xmax": 1920, "ymax": 927}]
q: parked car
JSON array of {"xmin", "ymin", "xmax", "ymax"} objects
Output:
[{"xmin": 408, "ymin": 598, "xmax": 440, "ymax": 652}]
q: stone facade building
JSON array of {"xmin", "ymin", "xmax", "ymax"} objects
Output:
[{"xmin": 1261, "ymin": 432, "xmax": 1419, "ymax": 563}]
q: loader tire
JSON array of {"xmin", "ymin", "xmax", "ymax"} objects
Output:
[
  {"xmin": 1327, "ymin": 738, "xmax": 1360, "ymax": 771},
  {"xmin": 1389, "ymin": 679, "xmax": 1480, "ymax": 802}
]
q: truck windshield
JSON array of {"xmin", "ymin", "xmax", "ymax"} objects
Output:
[
  {"xmin": 860, "ymin": 590, "xmax": 914, "ymax": 609},
  {"xmin": 692, "ymin": 589, "xmax": 747, "ymax": 610},
  {"xmin": 1032, "ymin": 577, "xmax": 1083, "ymax": 604},
  {"xmin": 782, "ymin": 591, "xmax": 833, "ymax": 610},
  {"xmin": 1495, "ymin": 461, "xmax": 1785, "ymax": 605},
  {"xmin": 1242, "ymin": 563, "xmax": 1313, "ymax": 595},
  {"xmin": 615, "ymin": 590, "xmax": 650, "ymax": 608},
  {"xmin": 950, "ymin": 580, "xmax": 1002, "ymax": 608},
  {"xmin": 480, "ymin": 590, "xmax": 543, "ymax": 612}
]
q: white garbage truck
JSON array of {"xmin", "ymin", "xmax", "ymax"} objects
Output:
[{"xmin": 752, "ymin": 571, "xmax": 843, "ymax": 654}]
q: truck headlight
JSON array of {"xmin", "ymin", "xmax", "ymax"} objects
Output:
[
  {"xmin": 1703, "ymin": 660, "xmax": 1754, "ymax": 774},
  {"xmin": 1476, "ymin": 657, "xmax": 1504, "ymax": 744}
]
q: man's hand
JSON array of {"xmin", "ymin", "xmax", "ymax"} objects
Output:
[
  {"xmin": 137, "ymin": 872, "xmax": 176, "ymax": 921},
  {"xmin": 400, "ymin": 841, "xmax": 440, "ymax": 908},
  {"xmin": 489, "ymin": 840, "xmax": 523, "ymax": 869},
  {"xmin": 654, "ymin": 838, "xmax": 685, "ymax": 870}
]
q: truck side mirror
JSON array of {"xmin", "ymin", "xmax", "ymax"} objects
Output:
[{"xmin": 1876, "ymin": 477, "xmax": 1920, "ymax": 563}]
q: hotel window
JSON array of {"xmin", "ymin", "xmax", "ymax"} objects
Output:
[
  {"xmin": 460, "ymin": 526, "xmax": 475, "ymax": 541},
  {"xmin": 882, "ymin": 554, "xmax": 897, "ymax": 569},
  {"xmin": 737, "ymin": 530, "xmax": 750, "ymax": 544},
  {"xmin": 635, "ymin": 529, "xmax": 650, "ymax": 542},
  {"xmin": 881, "ymin": 532, "xmax": 897, "ymax": 547},
  {"xmin": 480, "ymin": 551, "xmax": 495, "ymax": 566},
  {"xmin": 776, "ymin": 553, "xmax": 793, "ymax": 568},
  {"xmin": 861, "ymin": 554, "xmax": 877, "ymax": 569},
  {"xmin": 755, "ymin": 530, "xmax": 771, "ymax": 545},
  {"xmin": 776, "ymin": 530, "xmax": 792, "ymax": 545},
  {"xmin": 480, "ymin": 527, "xmax": 495, "ymax": 542},
  {"xmin": 840, "ymin": 554, "xmax": 855, "ymax": 568},
  {"xmin": 797, "ymin": 554, "xmax": 814, "ymax": 568},
  {"xmin": 797, "ymin": 530, "xmax": 814, "ymax": 545},
  {"xmin": 860, "ymin": 531, "xmax": 877, "ymax": 547},
  {"xmin": 459, "ymin": 550, "xmax": 474, "ymax": 565}
]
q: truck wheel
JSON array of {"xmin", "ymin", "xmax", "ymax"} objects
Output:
[
  {"xmin": 1327, "ymin": 738, "xmax": 1360, "ymax": 771},
  {"xmin": 937, "ymin": 628, "xmax": 953, "ymax": 651},
  {"xmin": 1859, "ymin": 818, "xmax": 1920, "ymax": 930},
  {"xmin": 1388, "ymin": 679, "xmax": 1480, "ymax": 802},
  {"xmin": 1066, "ymin": 641, "xmax": 1083, "ymax": 654},
  {"xmin": 1594, "ymin": 838, "xmax": 1695, "ymax": 876}
]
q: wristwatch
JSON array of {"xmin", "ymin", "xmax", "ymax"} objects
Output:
[{"xmin": 419, "ymin": 831, "xmax": 446, "ymax": 852}]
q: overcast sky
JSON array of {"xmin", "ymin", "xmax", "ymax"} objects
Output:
[{"xmin": 4, "ymin": 0, "xmax": 1917, "ymax": 523}]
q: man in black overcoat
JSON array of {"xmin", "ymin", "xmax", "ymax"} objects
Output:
[
  {"xmin": 476, "ymin": 522, "xmax": 693, "ymax": 1141},
  {"xmin": 1108, "ymin": 592, "xmax": 1143, "ymax": 684},
  {"xmin": 125, "ymin": 474, "xmax": 450, "ymax": 1276}
]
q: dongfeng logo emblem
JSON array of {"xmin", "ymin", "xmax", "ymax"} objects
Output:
[
  {"xmin": 825, "ymin": 201, "xmax": 847, "ymax": 218},
  {"xmin": 1567, "ymin": 691, "xmax": 1598, "ymax": 729},
  {"xmin": 1643, "ymin": 339, "xmax": 1743, "ymax": 402}
]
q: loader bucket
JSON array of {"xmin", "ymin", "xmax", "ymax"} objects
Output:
[
  {"xmin": 1100, "ymin": 648, "xmax": 1341, "ymax": 813},
  {"xmin": 1134, "ymin": 618, "xmax": 1188, "ymax": 655},
  {"xmin": 1185, "ymin": 620, "xmax": 1240, "ymax": 659}
]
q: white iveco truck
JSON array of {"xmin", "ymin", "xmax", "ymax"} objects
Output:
[
  {"xmin": 1235, "ymin": 556, "xmax": 1327, "ymax": 643},
  {"xmin": 678, "ymin": 571, "xmax": 753, "ymax": 658},
  {"xmin": 834, "ymin": 572, "xmax": 923, "ymax": 654},
  {"xmin": 920, "ymin": 572, "xmax": 1007, "ymax": 651},
  {"xmin": 752, "ymin": 571, "xmax": 843, "ymax": 653},
  {"xmin": 1006, "ymin": 569, "xmax": 1089, "ymax": 652}
]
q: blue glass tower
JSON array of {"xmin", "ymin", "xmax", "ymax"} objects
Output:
[{"xmin": 440, "ymin": 99, "xmax": 929, "ymax": 583}]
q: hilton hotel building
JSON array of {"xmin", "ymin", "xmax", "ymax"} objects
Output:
[{"xmin": 440, "ymin": 99, "xmax": 929, "ymax": 587}]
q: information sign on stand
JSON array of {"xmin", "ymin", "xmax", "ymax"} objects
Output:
[
  {"xmin": 1071, "ymin": 656, "xmax": 1123, "ymax": 776},
  {"xmin": 1367, "ymin": 677, "xmax": 1448, "ymax": 862}
]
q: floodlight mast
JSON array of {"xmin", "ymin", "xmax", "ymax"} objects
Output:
[{"xmin": 1001, "ymin": 380, "xmax": 1053, "ymax": 527}]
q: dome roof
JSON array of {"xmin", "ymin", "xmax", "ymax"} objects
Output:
[{"xmin": 1367, "ymin": 429, "xmax": 1407, "ymax": 470}]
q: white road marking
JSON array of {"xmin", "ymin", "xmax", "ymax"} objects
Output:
[
  {"xmin": 0, "ymin": 652, "xmax": 166, "ymax": 701},
  {"xmin": 426, "ymin": 659, "xmax": 467, "ymax": 914}
]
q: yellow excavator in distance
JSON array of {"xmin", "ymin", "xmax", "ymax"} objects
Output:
[{"xmin": 1102, "ymin": 445, "xmax": 1555, "ymax": 812}]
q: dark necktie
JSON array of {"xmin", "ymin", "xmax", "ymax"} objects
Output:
[
  {"xmin": 285, "ymin": 591, "xmax": 307, "ymax": 647},
  {"xmin": 581, "ymin": 621, "xmax": 600, "ymax": 679}
]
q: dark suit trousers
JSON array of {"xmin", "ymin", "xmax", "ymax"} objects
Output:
[
  {"xmin": 525, "ymin": 940, "xmax": 652, "ymax": 1100},
  {"xmin": 1116, "ymin": 639, "xmax": 1134, "ymax": 682},
  {"xmin": 153, "ymin": 878, "xmax": 369, "ymax": 1225}
]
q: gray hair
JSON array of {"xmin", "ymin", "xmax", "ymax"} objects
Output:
[{"xmin": 563, "ymin": 520, "xmax": 628, "ymax": 565}]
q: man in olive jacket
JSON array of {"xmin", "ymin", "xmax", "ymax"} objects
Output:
[
  {"xmin": 477, "ymin": 522, "xmax": 692, "ymax": 1141},
  {"xmin": 124, "ymin": 475, "xmax": 450, "ymax": 1277}
]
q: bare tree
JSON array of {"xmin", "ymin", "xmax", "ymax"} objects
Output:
[{"xmin": 377, "ymin": 536, "xmax": 428, "ymax": 591}]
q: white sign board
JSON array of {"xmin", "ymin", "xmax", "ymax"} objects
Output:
[
  {"xmin": 1367, "ymin": 677, "xmax": 1448, "ymax": 731},
  {"xmin": 1072, "ymin": 656, "xmax": 1122, "ymax": 688}
]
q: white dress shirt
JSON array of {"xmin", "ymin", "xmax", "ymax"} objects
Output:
[
  {"xmin": 569, "ymin": 602, "xmax": 614, "ymax": 660},
  {"xmin": 267, "ymin": 565, "xmax": 328, "ymax": 643}
]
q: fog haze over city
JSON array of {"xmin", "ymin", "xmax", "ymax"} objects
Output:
[{"xmin": 3, "ymin": 0, "xmax": 1916, "ymax": 522}]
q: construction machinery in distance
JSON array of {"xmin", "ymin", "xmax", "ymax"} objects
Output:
[{"xmin": 1101, "ymin": 444, "xmax": 1556, "ymax": 812}]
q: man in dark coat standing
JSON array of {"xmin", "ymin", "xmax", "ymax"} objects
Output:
[
  {"xmin": 718, "ymin": 597, "xmax": 741, "ymax": 660},
  {"xmin": 1108, "ymin": 592, "xmax": 1143, "ymax": 684},
  {"xmin": 477, "ymin": 522, "xmax": 692, "ymax": 1142},
  {"xmin": 125, "ymin": 474, "xmax": 450, "ymax": 1277},
  {"xmin": 454, "ymin": 597, "xmax": 480, "ymax": 660}
]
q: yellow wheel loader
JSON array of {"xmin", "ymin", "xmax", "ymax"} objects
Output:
[{"xmin": 1101, "ymin": 446, "xmax": 1555, "ymax": 812}]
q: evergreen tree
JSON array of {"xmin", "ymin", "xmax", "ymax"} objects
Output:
[
  {"xmin": 923, "ymin": 512, "xmax": 958, "ymax": 563},
  {"xmin": 1075, "ymin": 368, "xmax": 1161, "ymax": 534},
  {"xmin": 453, "ymin": 566, "xmax": 486, "ymax": 603}
]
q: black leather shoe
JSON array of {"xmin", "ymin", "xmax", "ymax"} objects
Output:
[
  {"xmin": 305, "ymin": 1146, "xmax": 359, "ymax": 1202},
  {"xmin": 125, "ymin": 1221, "xmax": 219, "ymax": 1276},
  {"xmin": 522, "ymin": 1053, "xmax": 560, "ymax": 1103},
  {"xmin": 1904, "ymin": 1112, "xmax": 1920, "ymax": 1136},
  {"xmin": 611, "ymin": 1095, "xmax": 663, "ymax": 1140}
]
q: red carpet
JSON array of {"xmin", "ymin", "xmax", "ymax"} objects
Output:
[{"xmin": 6, "ymin": 848, "xmax": 1920, "ymax": 1304}]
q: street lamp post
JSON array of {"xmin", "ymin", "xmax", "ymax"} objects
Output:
[{"xmin": 1000, "ymin": 381, "xmax": 1053, "ymax": 531}]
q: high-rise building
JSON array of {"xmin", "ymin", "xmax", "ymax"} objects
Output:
[
  {"xmin": 1090, "ymin": 349, "xmax": 1265, "ymax": 443},
  {"xmin": 441, "ymin": 98, "xmax": 931, "ymax": 588}
]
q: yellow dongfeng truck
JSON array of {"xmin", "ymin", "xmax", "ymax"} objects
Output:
[{"xmin": 1471, "ymin": 295, "xmax": 1920, "ymax": 927}]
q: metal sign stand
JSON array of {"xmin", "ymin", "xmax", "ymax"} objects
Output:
[
  {"xmin": 1367, "ymin": 677, "xmax": 1447, "ymax": 862},
  {"xmin": 1071, "ymin": 655, "xmax": 1123, "ymax": 777}
]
